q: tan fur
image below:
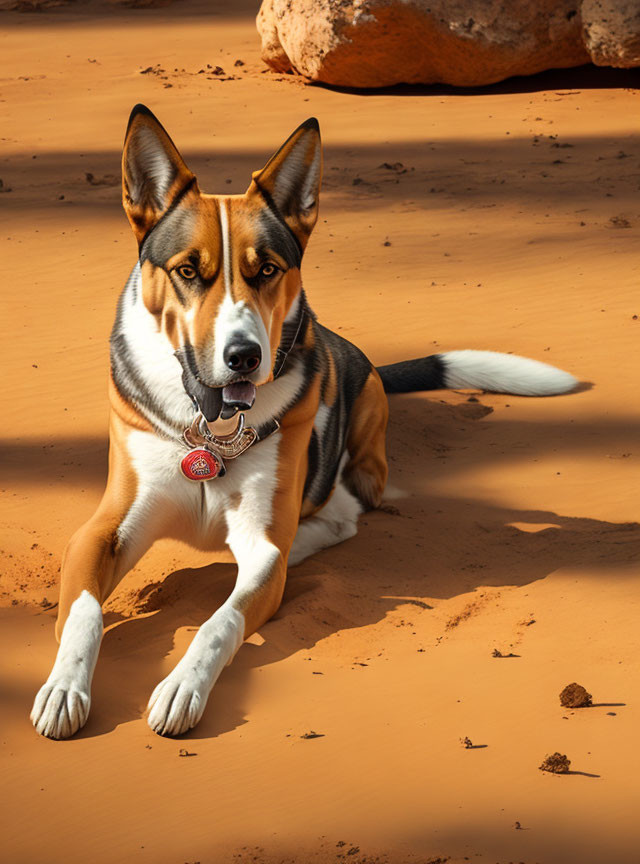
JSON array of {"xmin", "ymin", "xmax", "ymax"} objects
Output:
[
  {"xmin": 323, "ymin": 346, "xmax": 338, "ymax": 407},
  {"xmin": 55, "ymin": 413, "xmax": 139, "ymax": 640},
  {"xmin": 343, "ymin": 369, "xmax": 389, "ymax": 510}
]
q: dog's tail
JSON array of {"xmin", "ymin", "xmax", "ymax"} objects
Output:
[{"xmin": 377, "ymin": 350, "xmax": 576, "ymax": 397}]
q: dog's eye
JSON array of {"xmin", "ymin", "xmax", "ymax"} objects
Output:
[
  {"xmin": 177, "ymin": 264, "xmax": 197, "ymax": 280},
  {"xmin": 259, "ymin": 263, "xmax": 278, "ymax": 279}
]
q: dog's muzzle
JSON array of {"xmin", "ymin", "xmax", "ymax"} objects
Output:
[{"xmin": 175, "ymin": 346, "xmax": 257, "ymax": 422}]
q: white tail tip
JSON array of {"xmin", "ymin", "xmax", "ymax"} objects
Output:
[{"xmin": 441, "ymin": 350, "xmax": 577, "ymax": 396}]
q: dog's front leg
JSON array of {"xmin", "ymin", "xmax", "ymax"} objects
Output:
[
  {"xmin": 30, "ymin": 504, "xmax": 163, "ymax": 739},
  {"xmin": 31, "ymin": 421, "xmax": 166, "ymax": 739},
  {"xmin": 147, "ymin": 530, "xmax": 288, "ymax": 737},
  {"xmin": 147, "ymin": 397, "xmax": 316, "ymax": 738},
  {"xmin": 147, "ymin": 466, "xmax": 303, "ymax": 737},
  {"xmin": 30, "ymin": 514, "xmax": 125, "ymax": 739}
]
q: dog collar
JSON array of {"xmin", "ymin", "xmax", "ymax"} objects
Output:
[{"xmin": 180, "ymin": 411, "xmax": 279, "ymax": 482}]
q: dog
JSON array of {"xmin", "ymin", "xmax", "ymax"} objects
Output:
[{"xmin": 31, "ymin": 105, "xmax": 576, "ymax": 738}]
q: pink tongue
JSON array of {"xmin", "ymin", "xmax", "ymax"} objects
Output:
[{"xmin": 222, "ymin": 381, "xmax": 256, "ymax": 407}]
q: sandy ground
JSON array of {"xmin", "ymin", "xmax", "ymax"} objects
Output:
[{"xmin": 1, "ymin": 2, "xmax": 640, "ymax": 862}]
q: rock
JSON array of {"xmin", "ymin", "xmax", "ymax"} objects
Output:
[
  {"xmin": 559, "ymin": 682, "xmax": 593, "ymax": 708},
  {"xmin": 582, "ymin": 0, "xmax": 640, "ymax": 67},
  {"xmin": 539, "ymin": 752, "xmax": 571, "ymax": 773},
  {"xmin": 256, "ymin": 0, "xmax": 295, "ymax": 73},
  {"xmin": 256, "ymin": 0, "xmax": 640, "ymax": 88}
]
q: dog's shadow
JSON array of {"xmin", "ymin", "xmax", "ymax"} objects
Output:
[{"xmin": 72, "ymin": 392, "xmax": 639, "ymax": 739}]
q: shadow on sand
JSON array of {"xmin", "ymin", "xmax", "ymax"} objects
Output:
[{"xmin": 15, "ymin": 390, "xmax": 628, "ymax": 739}]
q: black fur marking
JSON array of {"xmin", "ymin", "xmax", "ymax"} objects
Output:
[
  {"xmin": 302, "ymin": 322, "xmax": 372, "ymax": 508},
  {"xmin": 273, "ymin": 295, "xmax": 309, "ymax": 379},
  {"xmin": 142, "ymin": 206, "xmax": 197, "ymax": 269},
  {"xmin": 254, "ymin": 180, "xmax": 303, "ymax": 269},
  {"xmin": 376, "ymin": 355, "xmax": 446, "ymax": 394},
  {"xmin": 138, "ymin": 176, "xmax": 197, "ymax": 259}
]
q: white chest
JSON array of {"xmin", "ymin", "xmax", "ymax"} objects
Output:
[{"xmin": 121, "ymin": 427, "xmax": 281, "ymax": 551}]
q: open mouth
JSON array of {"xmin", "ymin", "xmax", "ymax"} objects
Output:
[
  {"xmin": 175, "ymin": 346, "xmax": 257, "ymax": 422},
  {"xmin": 220, "ymin": 381, "xmax": 257, "ymax": 419}
]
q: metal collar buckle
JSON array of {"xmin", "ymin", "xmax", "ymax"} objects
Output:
[
  {"xmin": 180, "ymin": 411, "xmax": 279, "ymax": 482},
  {"xmin": 184, "ymin": 412, "xmax": 258, "ymax": 460}
]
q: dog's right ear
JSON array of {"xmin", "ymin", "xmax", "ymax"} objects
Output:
[{"xmin": 122, "ymin": 104, "xmax": 196, "ymax": 245}]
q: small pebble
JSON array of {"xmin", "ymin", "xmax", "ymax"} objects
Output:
[{"xmin": 539, "ymin": 752, "xmax": 571, "ymax": 774}]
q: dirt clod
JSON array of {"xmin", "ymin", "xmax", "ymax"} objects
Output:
[
  {"xmin": 492, "ymin": 648, "xmax": 518, "ymax": 658},
  {"xmin": 559, "ymin": 682, "xmax": 592, "ymax": 708},
  {"xmin": 379, "ymin": 161, "xmax": 407, "ymax": 173},
  {"xmin": 85, "ymin": 172, "xmax": 118, "ymax": 187},
  {"xmin": 609, "ymin": 215, "xmax": 631, "ymax": 229},
  {"xmin": 539, "ymin": 752, "xmax": 571, "ymax": 773},
  {"xmin": 377, "ymin": 503, "xmax": 401, "ymax": 516}
]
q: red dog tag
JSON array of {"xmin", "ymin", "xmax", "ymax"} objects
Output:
[{"xmin": 180, "ymin": 448, "xmax": 223, "ymax": 481}]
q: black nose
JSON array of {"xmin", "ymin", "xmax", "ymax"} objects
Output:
[{"xmin": 223, "ymin": 341, "xmax": 262, "ymax": 375}]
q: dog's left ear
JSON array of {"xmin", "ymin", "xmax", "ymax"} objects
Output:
[
  {"xmin": 122, "ymin": 104, "xmax": 196, "ymax": 244},
  {"xmin": 248, "ymin": 118, "xmax": 322, "ymax": 247}
]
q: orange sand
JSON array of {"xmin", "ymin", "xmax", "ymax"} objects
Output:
[{"xmin": 1, "ymin": 2, "xmax": 639, "ymax": 862}]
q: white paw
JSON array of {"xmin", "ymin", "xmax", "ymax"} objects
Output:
[
  {"xmin": 30, "ymin": 680, "xmax": 90, "ymax": 739},
  {"xmin": 147, "ymin": 605, "xmax": 244, "ymax": 736},
  {"xmin": 147, "ymin": 672, "xmax": 207, "ymax": 737}
]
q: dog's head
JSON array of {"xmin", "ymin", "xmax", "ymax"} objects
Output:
[{"xmin": 122, "ymin": 104, "xmax": 321, "ymax": 420}]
